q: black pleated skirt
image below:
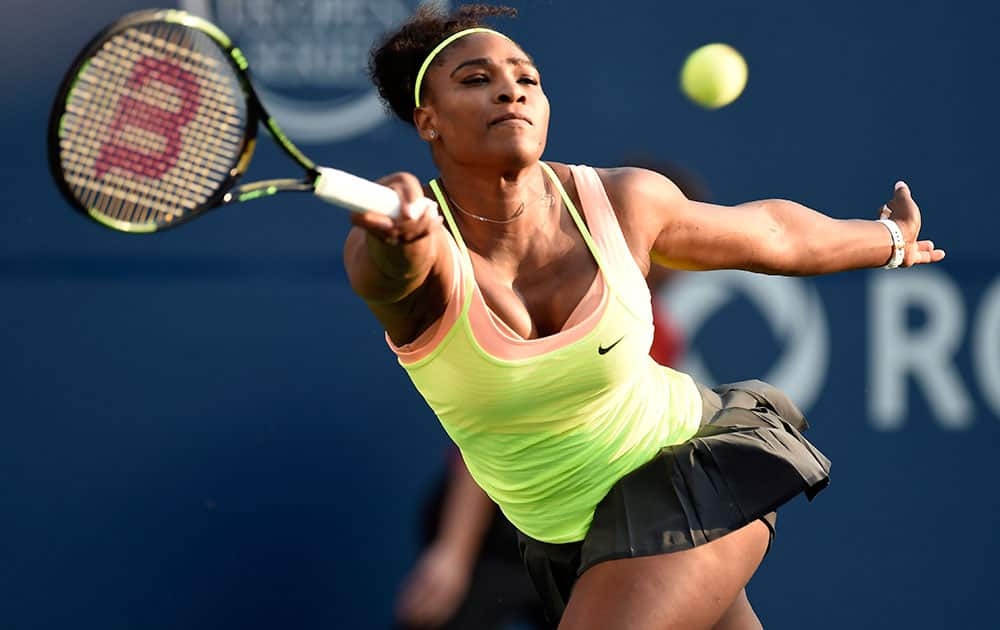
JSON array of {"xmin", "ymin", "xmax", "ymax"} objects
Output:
[{"xmin": 517, "ymin": 379, "xmax": 832, "ymax": 624}]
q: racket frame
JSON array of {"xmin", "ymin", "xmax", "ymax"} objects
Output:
[{"xmin": 48, "ymin": 9, "xmax": 320, "ymax": 233}]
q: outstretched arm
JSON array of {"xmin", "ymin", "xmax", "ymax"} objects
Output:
[
  {"xmin": 343, "ymin": 172, "xmax": 454, "ymax": 346},
  {"xmin": 603, "ymin": 167, "xmax": 945, "ymax": 276}
]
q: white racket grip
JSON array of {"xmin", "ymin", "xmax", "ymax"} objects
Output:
[{"xmin": 314, "ymin": 167, "xmax": 401, "ymax": 218}]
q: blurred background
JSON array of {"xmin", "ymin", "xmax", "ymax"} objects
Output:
[{"xmin": 2, "ymin": 0, "xmax": 998, "ymax": 628}]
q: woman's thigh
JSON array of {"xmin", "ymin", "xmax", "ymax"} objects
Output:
[{"xmin": 558, "ymin": 520, "xmax": 770, "ymax": 630}]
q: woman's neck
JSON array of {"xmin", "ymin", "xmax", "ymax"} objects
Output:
[
  {"xmin": 438, "ymin": 160, "xmax": 549, "ymax": 215},
  {"xmin": 437, "ymin": 162, "xmax": 560, "ymax": 266}
]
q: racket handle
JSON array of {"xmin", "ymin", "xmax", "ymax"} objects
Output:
[{"xmin": 314, "ymin": 167, "xmax": 401, "ymax": 218}]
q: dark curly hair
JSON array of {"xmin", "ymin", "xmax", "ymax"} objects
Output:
[{"xmin": 369, "ymin": 4, "xmax": 518, "ymax": 125}]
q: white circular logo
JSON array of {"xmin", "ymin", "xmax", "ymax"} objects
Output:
[
  {"xmin": 180, "ymin": 0, "xmax": 449, "ymax": 143},
  {"xmin": 660, "ymin": 271, "xmax": 830, "ymax": 411}
]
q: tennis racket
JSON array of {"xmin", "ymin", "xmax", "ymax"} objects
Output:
[{"xmin": 48, "ymin": 8, "xmax": 407, "ymax": 233}]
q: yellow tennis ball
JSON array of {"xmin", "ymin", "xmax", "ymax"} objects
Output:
[{"xmin": 680, "ymin": 43, "xmax": 748, "ymax": 109}]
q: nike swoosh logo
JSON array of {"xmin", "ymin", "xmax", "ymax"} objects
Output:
[{"xmin": 598, "ymin": 336, "xmax": 625, "ymax": 355}]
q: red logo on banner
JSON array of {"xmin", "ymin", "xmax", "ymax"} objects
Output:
[{"xmin": 95, "ymin": 57, "xmax": 201, "ymax": 180}]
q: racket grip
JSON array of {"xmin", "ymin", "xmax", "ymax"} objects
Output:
[{"xmin": 314, "ymin": 167, "xmax": 401, "ymax": 218}]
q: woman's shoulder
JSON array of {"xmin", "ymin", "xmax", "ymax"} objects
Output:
[
  {"xmin": 544, "ymin": 161, "xmax": 684, "ymax": 222},
  {"xmin": 595, "ymin": 165, "xmax": 689, "ymax": 264},
  {"xmin": 543, "ymin": 161, "xmax": 638, "ymax": 184},
  {"xmin": 544, "ymin": 162, "xmax": 647, "ymax": 204},
  {"xmin": 595, "ymin": 166, "xmax": 680, "ymax": 202}
]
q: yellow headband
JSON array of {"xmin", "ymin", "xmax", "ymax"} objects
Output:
[{"xmin": 413, "ymin": 27, "xmax": 512, "ymax": 108}]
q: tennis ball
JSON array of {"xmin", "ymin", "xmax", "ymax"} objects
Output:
[{"xmin": 680, "ymin": 43, "xmax": 748, "ymax": 110}]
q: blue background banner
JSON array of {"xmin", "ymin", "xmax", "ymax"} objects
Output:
[{"xmin": 2, "ymin": 1, "xmax": 997, "ymax": 628}]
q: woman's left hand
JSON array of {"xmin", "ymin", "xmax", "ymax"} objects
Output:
[{"xmin": 881, "ymin": 181, "xmax": 946, "ymax": 267}]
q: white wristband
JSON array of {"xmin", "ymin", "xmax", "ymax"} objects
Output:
[{"xmin": 878, "ymin": 218, "xmax": 905, "ymax": 269}]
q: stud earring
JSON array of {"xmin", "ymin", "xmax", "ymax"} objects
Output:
[{"xmin": 428, "ymin": 130, "xmax": 437, "ymax": 140}]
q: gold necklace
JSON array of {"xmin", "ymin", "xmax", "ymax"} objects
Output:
[{"xmin": 443, "ymin": 177, "xmax": 553, "ymax": 225}]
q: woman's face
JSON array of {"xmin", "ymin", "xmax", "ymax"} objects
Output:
[{"xmin": 417, "ymin": 32, "xmax": 549, "ymax": 170}]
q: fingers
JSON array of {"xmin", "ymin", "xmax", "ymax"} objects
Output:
[
  {"xmin": 395, "ymin": 576, "xmax": 429, "ymax": 624},
  {"xmin": 880, "ymin": 179, "xmax": 923, "ymax": 244},
  {"xmin": 353, "ymin": 172, "xmax": 443, "ymax": 246},
  {"xmin": 394, "ymin": 565, "xmax": 461, "ymax": 628},
  {"xmin": 893, "ymin": 179, "xmax": 912, "ymax": 201},
  {"xmin": 377, "ymin": 171, "xmax": 424, "ymax": 207},
  {"xmin": 401, "ymin": 586, "xmax": 451, "ymax": 628},
  {"xmin": 350, "ymin": 208, "xmax": 394, "ymax": 232},
  {"xmin": 396, "ymin": 202, "xmax": 444, "ymax": 245},
  {"xmin": 352, "ymin": 207, "xmax": 443, "ymax": 246},
  {"xmin": 903, "ymin": 239, "xmax": 946, "ymax": 267},
  {"xmin": 396, "ymin": 198, "xmax": 443, "ymax": 242},
  {"xmin": 884, "ymin": 180, "xmax": 915, "ymax": 214}
]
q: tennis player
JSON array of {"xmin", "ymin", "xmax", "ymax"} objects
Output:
[
  {"xmin": 394, "ymin": 159, "xmax": 697, "ymax": 630},
  {"xmin": 344, "ymin": 5, "xmax": 945, "ymax": 628}
]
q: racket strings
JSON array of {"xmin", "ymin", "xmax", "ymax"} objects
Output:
[
  {"xmin": 96, "ymin": 25, "xmax": 240, "ymax": 221},
  {"xmin": 63, "ymin": 24, "xmax": 205, "ymax": 222},
  {"xmin": 58, "ymin": 21, "xmax": 248, "ymax": 226},
  {"xmin": 85, "ymin": 25, "xmax": 241, "ymax": 211},
  {"xmin": 63, "ymin": 66, "xmax": 223, "ymax": 220}
]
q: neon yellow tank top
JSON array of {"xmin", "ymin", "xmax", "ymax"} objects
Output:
[{"xmin": 388, "ymin": 163, "xmax": 702, "ymax": 543}]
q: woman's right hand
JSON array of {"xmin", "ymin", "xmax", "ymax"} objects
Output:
[
  {"xmin": 350, "ymin": 172, "xmax": 442, "ymax": 246},
  {"xmin": 343, "ymin": 171, "xmax": 451, "ymax": 341}
]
